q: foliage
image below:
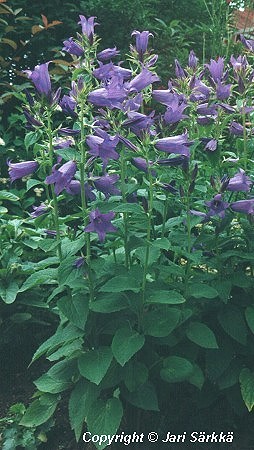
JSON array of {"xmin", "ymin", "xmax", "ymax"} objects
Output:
[{"xmin": 1, "ymin": 3, "xmax": 254, "ymax": 449}]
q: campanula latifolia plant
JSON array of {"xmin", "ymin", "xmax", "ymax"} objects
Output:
[{"xmin": 4, "ymin": 14, "xmax": 254, "ymax": 448}]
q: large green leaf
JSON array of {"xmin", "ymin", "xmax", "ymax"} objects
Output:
[
  {"xmin": 99, "ymin": 275, "xmax": 141, "ymax": 293},
  {"xmin": 122, "ymin": 382, "xmax": 159, "ymax": 411},
  {"xmin": 240, "ymin": 368, "xmax": 254, "ymax": 412},
  {"xmin": 186, "ymin": 322, "xmax": 218, "ymax": 349},
  {"xmin": 34, "ymin": 373, "xmax": 71, "ymax": 394},
  {"xmin": 245, "ymin": 306, "xmax": 254, "ymax": 334},
  {"xmin": 78, "ymin": 347, "xmax": 113, "ymax": 385},
  {"xmin": 0, "ymin": 280, "xmax": 19, "ymax": 304},
  {"xmin": 57, "ymin": 294, "xmax": 89, "ymax": 329},
  {"xmin": 144, "ymin": 308, "xmax": 181, "ymax": 337},
  {"xmin": 0, "ymin": 191, "xmax": 19, "ymax": 201},
  {"xmin": 111, "ymin": 327, "xmax": 145, "ymax": 366},
  {"xmin": 218, "ymin": 306, "xmax": 248, "ymax": 345},
  {"xmin": 69, "ymin": 379, "xmax": 99, "ymax": 441},
  {"xmin": 19, "ymin": 269, "xmax": 57, "ymax": 292},
  {"xmin": 160, "ymin": 356, "xmax": 193, "ymax": 383},
  {"xmin": 90, "ymin": 293, "xmax": 129, "ymax": 313},
  {"xmin": 19, "ymin": 394, "xmax": 59, "ymax": 427},
  {"xmin": 123, "ymin": 361, "xmax": 148, "ymax": 392},
  {"xmin": 189, "ymin": 283, "xmax": 218, "ymax": 299},
  {"xmin": 86, "ymin": 398, "xmax": 123, "ymax": 449},
  {"xmin": 146, "ymin": 290, "xmax": 186, "ymax": 305}
]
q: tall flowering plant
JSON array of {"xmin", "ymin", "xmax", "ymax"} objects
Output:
[{"xmin": 6, "ymin": 15, "xmax": 254, "ymax": 446}]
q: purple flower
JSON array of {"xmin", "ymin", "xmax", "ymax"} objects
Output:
[
  {"xmin": 189, "ymin": 76, "xmax": 211, "ymax": 102},
  {"xmin": 131, "ymin": 157, "xmax": 156, "ymax": 176},
  {"xmin": 86, "ymin": 131, "xmax": 119, "ymax": 168},
  {"xmin": 88, "ymin": 74, "xmax": 127, "ymax": 108},
  {"xmin": 97, "ymin": 47, "xmax": 120, "ymax": 61},
  {"xmin": 65, "ymin": 180, "xmax": 96, "ymax": 201},
  {"xmin": 240, "ymin": 34, "xmax": 254, "ymax": 52},
  {"xmin": 216, "ymin": 81, "xmax": 232, "ymax": 100},
  {"xmin": 229, "ymin": 121, "xmax": 244, "ymax": 136},
  {"xmin": 131, "ymin": 30, "xmax": 153, "ymax": 60},
  {"xmin": 206, "ymin": 57, "xmax": 225, "ymax": 82},
  {"xmin": 155, "ymin": 131, "xmax": 192, "ymax": 158},
  {"xmin": 24, "ymin": 63, "xmax": 51, "ymax": 99},
  {"xmin": 122, "ymin": 93, "xmax": 143, "ymax": 112},
  {"xmin": 188, "ymin": 50, "xmax": 198, "ymax": 69},
  {"xmin": 73, "ymin": 257, "xmax": 85, "ymax": 268},
  {"xmin": 45, "ymin": 160, "xmax": 77, "ymax": 195},
  {"xmin": 93, "ymin": 62, "xmax": 132, "ymax": 81},
  {"xmin": 54, "ymin": 137, "xmax": 74, "ymax": 149},
  {"xmin": 30, "ymin": 203, "xmax": 48, "ymax": 218},
  {"xmin": 128, "ymin": 67, "xmax": 160, "ymax": 92},
  {"xmin": 227, "ymin": 169, "xmax": 252, "ymax": 192},
  {"xmin": 84, "ymin": 208, "xmax": 117, "ymax": 242},
  {"xmin": 204, "ymin": 138, "xmax": 217, "ymax": 152},
  {"xmin": 62, "ymin": 37, "xmax": 84, "ymax": 56},
  {"xmin": 118, "ymin": 135, "xmax": 138, "ymax": 151},
  {"xmin": 123, "ymin": 111, "xmax": 154, "ymax": 137},
  {"xmin": 60, "ymin": 95, "xmax": 77, "ymax": 116},
  {"xmin": 175, "ymin": 59, "xmax": 186, "ymax": 79},
  {"xmin": 23, "ymin": 108, "xmax": 42, "ymax": 128},
  {"xmin": 230, "ymin": 199, "xmax": 254, "ymax": 214},
  {"xmin": 7, "ymin": 160, "xmax": 39, "ymax": 182},
  {"xmin": 78, "ymin": 15, "xmax": 98, "ymax": 43},
  {"xmin": 157, "ymin": 155, "xmax": 188, "ymax": 167},
  {"xmin": 205, "ymin": 194, "xmax": 229, "ymax": 218},
  {"xmin": 230, "ymin": 55, "xmax": 248, "ymax": 72},
  {"xmin": 152, "ymin": 89, "xmax": 173, "ymax": 106},
  {"xmin": 93, "ymin": 173, "xmax": 120, "ymax": 198},
  {"xmin": 163, "ymin": 94, "xmax": 188, "ymax": 124},
  {"xmin": 58, "ymin": 128, "xmax": 80, "ymax": 136}
]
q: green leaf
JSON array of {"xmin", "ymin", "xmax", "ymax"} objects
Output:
[
  {"xmin": 160, "ymin": 356, "xmax": 193, "ymax": 383},
  {"xmin": 188, "ymin": 364, "xmax": 205, "ymax": 390},
  {"xmin": 19, "ymin": 394, "xmax": 59, "ymax": 427},
  {"xmin": 69, "ymin": 379, "xmax": 99, "ymax": 441},
  {"xmin": 24, "ymin": 130, "xmax": 41, "ymax": 150},
  {"xmin": 61, "ymin": 236, "xmax": 86, "ymax": 257},
  {"xmin": 58, "ymin": 256, "xmax": 83, "ymax": 287},
  {"xmin": 90, "ymin": 293, "xmax": 129, "ymax": 313},
  {"xmin": 144, "ymin": 308, "xmax": 181, "ymax": 337},
  {"xmin": 0, "ymin": 191, "xmax": 19, "ymax": 201},
  {"xmin": 58, "ymin": 294, "xmax": 89, "ymax": 329},
  {"xmin": 218, "ymin": 306, "xmax": 248, "ymax": 345},
  {"xmin": 146, "ymin": 290, "xmax": 186, "ymax": 305},
  {"xmin": 186, "ymin": 322, "xmax": 218, "ymax": 349},
  {"xmin": 245, "ymin": 306, "xmax": 254, "ymax": 334},
  {"xmin": 111, "ymin": 327, "xmax": 145, "ymax": 366},
  {"xmin": 123, "ymin": 361, "xmax": 148, "ymax": 392},
  {"xmin": 0, "ymin": 206, "xmax": 8, "ymax": 214},
  {"xmin": 32, "ymin": 323, "xmax": 84, "ymax": 363},
  {"xmin": 240, "ymin": 368, "xmax": 254, "ymax": 412},
  {"xmin": 113, "ymin": 203, "xmax": 143, "ymax": 213},
  {"xmin": 123, "ymin": 382, "xmax": 159, "ymax": 411},
  {"xmin": 34, "ymin": 373, "xmax": 71, "ymax": 394},
  {"xmin": 189, "ymin": 283, "xmax": 218, "ymax": 299},
  {"xmin": 0, "ymin": 280, "xmax": 19, "ymax": 304},
  {"xmin": 19, "ymin": 268, "xmax": 57, "ymax": 292},
  {"xmin": 134, "ymin": 246, "xmax": 160, "ymax": 266},
  {"xmin": 86, "ymin": 398, "xmax": 123, "ymax": 449},
  {"xmin": 78, "ymin": 347, "xmax": 113, "ymax": 385},
  {"xmin": 99, "ymin": 275, "xmax": 141, "ymax": 293}
]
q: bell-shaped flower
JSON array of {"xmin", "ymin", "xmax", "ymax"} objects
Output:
[
  {"xmin": 97, "ymin": 47, "xmax": 120, "ymax": 61},
  {"xmin": 163, "ymin": 94, "xmax": 188, "ymax": 124},
  {"xmin": 230, "ymin": 199, "xmax": 254, "ymax": 214},
  {"xmin": 205, "ymin": 193, "xmax": 229, "ymax": 218},
  {"xmin": 123, "ymin": 111, "xmax": 155, "ymax": 137},
  {"xmin": 131, "ymin": 30, "xmax": 153, "ymax": 60},
  {"xmin": 30, "ymin": 203, "xmax": 48, "ymax": 218},
  {"xmin": 65, "ymin": 180, "xmax": 96, "ymax": 201},
  {"xmin": 45, "ymin": 160, "xmax": 77, "ymax": 195},
  {"xmin": 227, "ymin": 169, "xmax": 252, "ymax": 192},
  {"xmin": 93, "ymin": 173, "xmax": 120, "ymax": 198},
  {"xmin": 240, "ymin": 34, "xmax": 254, "ymax": 52},
  {"xmin": 24, "ymin": 63, "xmax": 52, "ymax": 99},
  {"xmin": 188, "ymin": 50, "xmax": 198, "ymax": 69},
  {"xmin": 62, "ymin": 37, "xmax": 84, "ymax": 56},
  {"xmin": 216, "ymin": 81, "xmax": 232, "ymax": 100},
  {"xmin": 93, "ymin": 62, "xmax": 132, "ymax": 81},
  {"xmin": 230, "ymin": 55, "xmax": 248, "ymax": 73},
  {"xmin": 128, "ymin": 67, "xmax": 160, "ymax": 92},
  {"xmin": 88, "ymin": 74, "xmax": 128, "ymax": 108},
  {"xmin": 8, "ymin": 160, "xmax": 39, "ymax": 182},
  {"xmin": 229, "ymin": 121, "xmax": 244, "ymax": 136},
  {"xmin": 78, "ymin": 15, "xmax": 98, "ymax": 43},
  {"xmin": 175, "ymin": 59, "xmax": 187, "ymax": 78},
  {"xmin": 206, "ymin": 57, "xmax": 225, "ymax": 82},
  {"xmin": 204, "ymin": 138, "xmax": 217, "ymax": 152},
  {"xmin": 155, "ymin": 131, "xmax": 192, "ymax": 158},
  {"xmin": 131, "ymin": 157, "xmax": 157, "ymax": 176},
  {"xmin": 84, "ymin": 208, "xmax": 117, "ymax": 242},
  {"xmin": 189, "ymin": 76, "xmax": 211, "ymax": 102},
  {"xmin": 60, "ymin": 95, "xmax": 77, "ymax": 117},
  {"xmin": 86, "ymin": 131, "xmax": 119, "ymax": 169}
]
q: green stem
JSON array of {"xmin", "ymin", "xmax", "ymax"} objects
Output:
[
  {"xmin": 242, "ymin": 108, "xmax": 248, "ymax": 171},
  {"xmin": 120, "ymin": 151, "xmax": 130, "ymax": 269},
  {"xmin": 184, "ymin": 188, "xmax": 192, "ymax": 297},
  {"xmin": 161, "ymin": 196, "xmax": 169, "ymax": 238},
  {"xmin": 79, "ymin": 100, "xmax": 94, "ymax": 302},
  {"xmin": 46, "ymin": 110, "xmax": 62, "ymax": 261}
]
